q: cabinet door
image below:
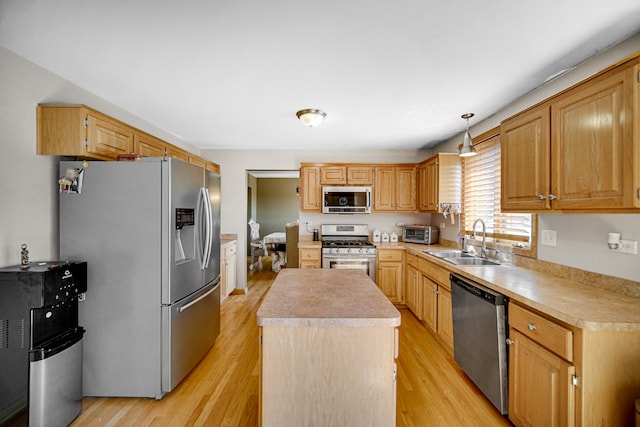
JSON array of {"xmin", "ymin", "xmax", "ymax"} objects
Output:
[
  {"xmin": 320, "ymin": 166, "xmax": 346, "ymax": 185},
  {"xmin": 423, "ymin": 158, "xmax": 438, "ymax": 211},
  {"xmin": 551, "ymin": 66, "xmax": 636, "ymax": 209},
  {"xmin": 377, "ymin": 261, "xmax": 403, "ymax": 303},
  {"xmin": 86, "ymin": 113, "xmax": 133, "ymax": 158},
  {"xmin": 298, "ymin": 248, "xmax": 321, "ymax": 268},
  {"xmin": 347, "ymin": 166, "xmax": 374, "ymax": 185},
  {"xmin": 165, "ymin": 145, "xmax": 189, "ymax": 162},
  {"xmin": 134, "ymin": 133, "xmax": 166, "ymax": 157},
  {"xmin": 436, "ymin": 287, "xmax": 453, "ymax": 352},
  {"xmin": 300, "ymin": 166, "xmax": 321, "ymax": 211},
  {"xmin": 404, "ymin": 264, "xmax": 421, "ymax": 318},
  {"xmin": 421, "ymin": 276, "xmax": 437, "ymax": 333},
  {"xmin": 395, "ymin": 166, "xmax": 417, "ymax": 211},
  {"xmin": 373, "ymin": 166, "xmax": 395, "ymax": 211},
  {"xmin": 501, "ymin": 105, "xmax": 551, "ymax": 211},
  {"xmin": 509, "ymin": 329, "xmax": 575, "ymax": 427}
]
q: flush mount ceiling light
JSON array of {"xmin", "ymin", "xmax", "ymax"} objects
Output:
[
  {"xmin": 296, "ymin": 109, "xmax": 326, "ymax": 128},
  {"xmin": 458, "ymin": 113, "xmax": 477, "ymax": 157}
]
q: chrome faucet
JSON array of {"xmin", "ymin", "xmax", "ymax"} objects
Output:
[{"xmin": 471, "ymin": 219, "xmax": 488, "ymax": 258}]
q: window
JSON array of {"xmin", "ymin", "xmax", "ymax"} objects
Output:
[{"xmin": 462, "ymin": 130, "xmax": 533, "ymax": 247}]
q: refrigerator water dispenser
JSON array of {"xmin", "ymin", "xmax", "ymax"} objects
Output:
[{"xmin": 175, "ymin": 208, "xmax": 195, "ymax": 262}]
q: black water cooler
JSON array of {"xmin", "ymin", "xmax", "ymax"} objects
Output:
[{"xmin": 0, "ymin": 261, "xmax": 87, "ymax": 427}]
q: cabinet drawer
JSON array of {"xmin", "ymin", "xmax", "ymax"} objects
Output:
[
  {"xmin": 299, "ymin": 249, "xmax": 320, "ymax": 261},
  {"xmin": 406, "ymin": 252, "xmax": 418, "ymax": 268},
  {"xmin": 417, "ymin": 257, "xmax": 450, "ymax": 289},
  {"xmin": 509, "ymin": 303, "xmax": 573, "ymax": 361},
  {"xmin": 378, "ymin": 250, "xmax": 403, "ymax": 262},
  {"xmin": 223, "ymin": 244, "xmax": 236, "ymax": 258}
]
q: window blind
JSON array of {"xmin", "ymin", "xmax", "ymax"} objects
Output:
[{"xmin": 462, "ymin": 134, "xmax": 531, "ymax": 243}]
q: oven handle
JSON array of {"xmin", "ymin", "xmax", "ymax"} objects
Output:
[{"xmin": 323, "ymin": 257, "xmax": 375, "ymax": 263}]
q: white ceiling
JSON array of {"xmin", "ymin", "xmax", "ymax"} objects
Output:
[{"xmin": 1, "ymin": 0, "xmax": 639, "ymax": 151}]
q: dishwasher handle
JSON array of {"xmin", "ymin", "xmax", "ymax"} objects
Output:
[{"xmin": 450, "ymin": 274, "xmax": 506, "ymax": 306}]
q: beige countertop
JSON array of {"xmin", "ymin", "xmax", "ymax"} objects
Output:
[
  {"xmin": 381, "ymin": 241, "xmax": 640, "ymax": 332},
  {"xmin": 256, "ymin": 269, "xmax": 401, "ymax": 328},
  {"xmin": 221, "ymin": 233, "xmax": 238, "ymax": 247}
]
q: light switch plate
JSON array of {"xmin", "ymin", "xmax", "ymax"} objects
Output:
[{"xmin": 540, "ymin": 229, "xmax": 557, "ymax": 247}]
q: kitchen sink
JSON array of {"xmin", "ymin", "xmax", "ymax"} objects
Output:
[
  {"xmin": 424, "ymin": 250, "xmax": 474, "ymax": 259},
  {"xmin": 424, "ymin": 250, "xmax": 501, "ymax": 266},
  {"xmin": 444, "ymin": 257, "xmax": 500, "ymax": 266}
]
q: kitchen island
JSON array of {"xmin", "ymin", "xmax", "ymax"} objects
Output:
[{"xmin": 256, "ymin": 269, "xmax": 401, "ymax": 427}]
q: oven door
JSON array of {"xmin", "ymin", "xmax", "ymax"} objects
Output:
[{"xmin": 322, "ymin": 255, "xmax": 376, "ymax": 282}]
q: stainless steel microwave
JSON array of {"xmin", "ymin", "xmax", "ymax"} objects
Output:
[
  {"xmin": 402, "ymin": 225, "xmax": 439, "ymax": 244},
  {"xmin": 322, "ymin": 186, "xmax": 372, "ymax": 214}
]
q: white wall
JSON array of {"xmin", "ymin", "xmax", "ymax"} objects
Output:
[
  {"xmin": 0, "ymin": 46, "xmax": 198, "ymax": 267},
  {"xmin": 433, "ymin": 33, "xmax": 640, "ymax": 282}
]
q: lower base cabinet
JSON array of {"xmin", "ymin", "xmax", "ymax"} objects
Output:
[
  {"xmin": 417, "ymin": 257, "xmax": 453, "ymax": 353},
  {"xmin": 221, "ymin": 241, "xmax": 237, "ymax": 299},
  {"xmin": 508, "ymin": 302, "xmax": 640, "ymax": 426},
  {"xmin": 259, "ymin": 326, "xmax": 398, "ymax": 426},
  {"xmin": 298, "ymin": 248, "xmax": 321, "ymax": 268}
]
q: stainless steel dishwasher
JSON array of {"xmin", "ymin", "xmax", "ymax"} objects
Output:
[{"xmin": 450, "ymin": 274, "xmax": 508, "ymax": 415}]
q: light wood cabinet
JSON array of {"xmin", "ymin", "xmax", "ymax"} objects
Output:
[
  {"xmin": 37, "ymin": 105, "xmax": 134, "ymax": 160},
  {"xmin": 417, "ymin": 257, "xmax": 453, "ymax": 353},
  {"xmin": 320, "ymin": 165, "xmax": 375, "ymax": 185},
  {"xmin": 320, "ymin": 165, "xmax": 346, "ymax": 184},
  {"xmin": 373, "ymin": 165, "xmax": 417, "ymax": 212},
  {"xmin": 376, "ymin": 249, "xmax": 404, "ymax": 304},
  {"xmin": 133, "ymin": 132, "xmax": 167, "ymax": 157},
  {"xmin": 37, "ymin": 104, "xmax": 221, "ymax": 173},
  {"xmin": 404, "ymin": 253, "xmax": 421, "ymax": 318},
  {"xmin": 221, "ymin": 241, "xmax": 237, "ymax": 300},
  {"xmin": 508, "ymin": 303, "xmax": 575, "ymax": 427},
  {"xmin": 298, "ymin": 247, "xmax": 321, "ymax": 268},
  {"xmin": 418, "ymin": 154, "xmax": 462, "ymax": 212},
  {"xmin": 300, "ymin": 166, "xmax": 321, "ymax": 211},
  {"xmin": 501, "ymin": 54, "xmax": 640, "ymax": 212}
]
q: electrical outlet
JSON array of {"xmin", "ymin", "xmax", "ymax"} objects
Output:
[
  {"xmin": 305, "ymin": 221, "xmax": 312, "ymax": 227},
  {"xmin": 540, "ymin": 229, "xmax": 557, "ymax": 247},
  {"xmin": 611, "ymin": 239, "xmax": 638, "ymax": 255},
  {"xmin": 439, "ymin": 223, "xmax": 446, "ymax": 229}
]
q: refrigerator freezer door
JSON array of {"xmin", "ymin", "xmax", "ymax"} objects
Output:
[{"xmin": 161, "ymin": 279, "xmax": 220, "ymax": 391}]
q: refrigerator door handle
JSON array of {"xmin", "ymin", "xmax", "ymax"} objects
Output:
[
  {"xmin": 203, "ymin": 188, "xmax": 213, "ymax": 269},
  {"xmin": 177, "ymin": 285, "xmax": 217, "ymax": 313},
  {"xmin": 196, "ymin": 188, "xmax": 207, "ymax": 269}
]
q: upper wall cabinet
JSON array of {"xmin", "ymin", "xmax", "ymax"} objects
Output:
[
  {"xmin": 373, "ymin": 165, "xmax": 417, "ymax": 212},
  {"xmin": 300, "ymin": 165, "xmax": 322, "ymax": 211},
  {"xmin": 320, "ymin": 165, "xmax": 374, "ymax": 185},
  {"xmin": 417, "ymin": 153, "xmax": 461, "ymax": 212},
  {"xmin": 38, "ymin": 105, "xmax": 133, "ymax": 160},
  {"xmin": 37, "ymin": 104, "xmax": 220, "ymax": 171},
  {"xmin": 501, "ymin": 54, "xmax": 640, "ymax": 212}
]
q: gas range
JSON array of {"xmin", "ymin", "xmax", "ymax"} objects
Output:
[{"xmin": 321, "ymin": 224, "xmax": 376, "ymax": 256}]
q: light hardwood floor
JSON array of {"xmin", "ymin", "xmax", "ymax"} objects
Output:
[{"xmin": 71, "ymin": 258, "xmax": 511, "ymax": 426}]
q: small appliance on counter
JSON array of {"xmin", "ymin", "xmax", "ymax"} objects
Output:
[
  {"xmin": 402, "ymin": 225, "xmax": 439, "ymax": 244},
  {"xmin": 0, "ymin": 261, "xmax": 87, "ymax": 427}
]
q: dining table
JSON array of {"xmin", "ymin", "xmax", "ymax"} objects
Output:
[{"xmin": 263, "ymin": 232, "xmax": 286, "ymax": 272}]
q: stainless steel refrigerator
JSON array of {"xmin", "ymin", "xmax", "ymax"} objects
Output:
[{"xmin": 59, "ymin": 157, "xmax": 221, "ymax": 399}]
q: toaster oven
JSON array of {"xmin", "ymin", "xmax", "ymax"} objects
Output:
[{"xmin": 402, "ymin": 225, "xmax": 439, "ymax": 244}]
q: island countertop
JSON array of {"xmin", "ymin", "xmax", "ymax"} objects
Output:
[{"xmin": 256, "ymin": 269, "xmax": 401, "ymax": 328}]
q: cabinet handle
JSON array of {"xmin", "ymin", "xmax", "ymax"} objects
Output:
[
  {"xmin": 506, "ymin": 338, "xmax": 514, "ymax": 345},
  {"xmin": 538, "ymin": 194, "xmax": 546, "ymax": 200},
  {"xmin": 527, "ymin": 323, "xmax": 536, "ymax": 331},
  {"xmin": 549, "ymin": 194, "xmax": 557, "ymax": 200}
]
